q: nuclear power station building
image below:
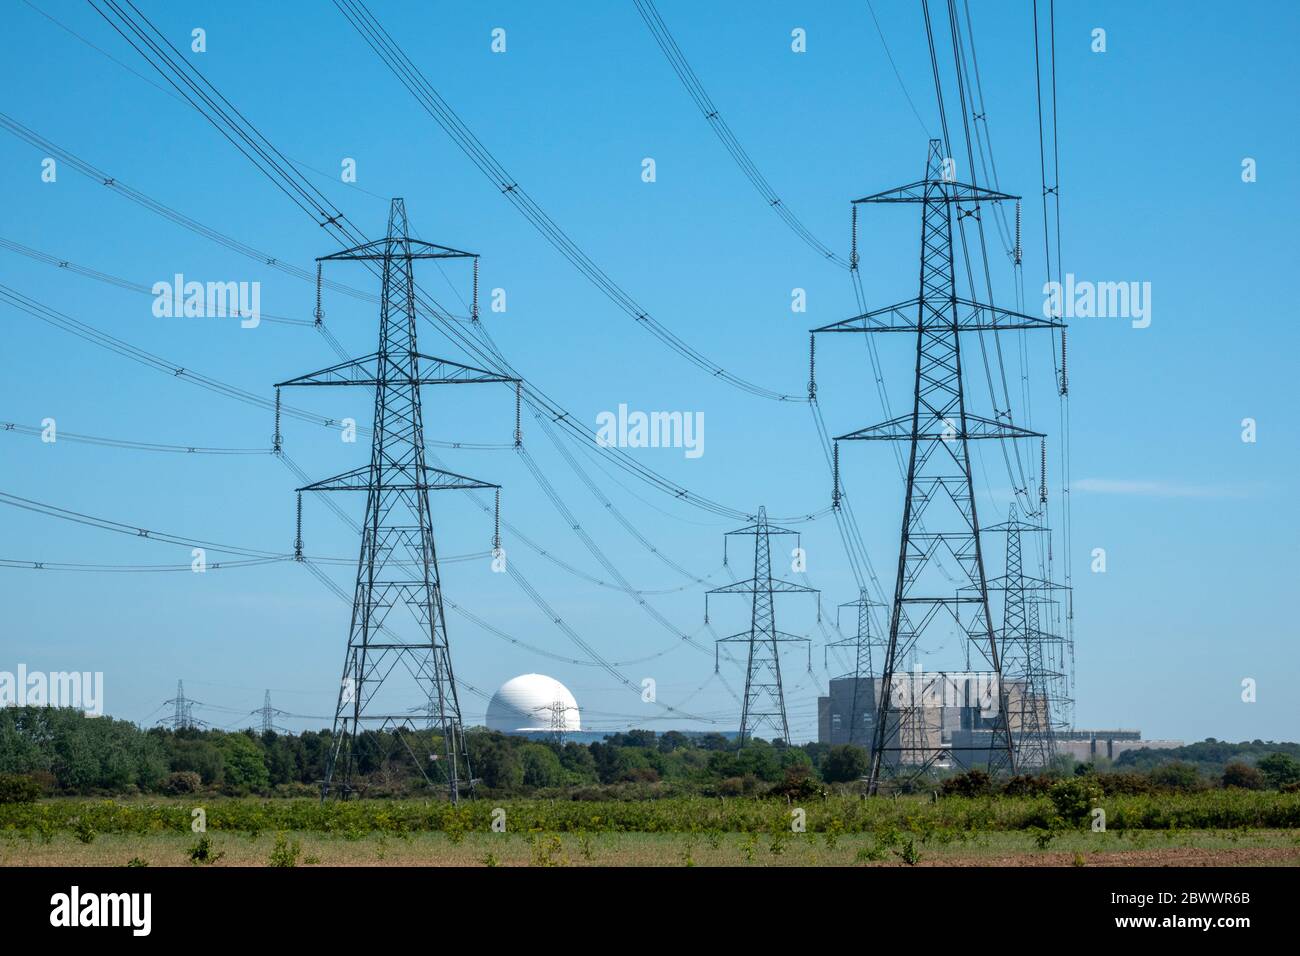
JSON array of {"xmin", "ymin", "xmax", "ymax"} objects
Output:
[{"xmin": 817, "ymin": 674, "xmax": 1182, "ymax": 768}]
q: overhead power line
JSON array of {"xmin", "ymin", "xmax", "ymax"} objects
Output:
[
  {"xmin": 331, "ymin": 0, "xmax": 802, "ymax": 403},
  {"xmin": 633, "ymin": 0, "xmax": 848, "ymax": 268}
]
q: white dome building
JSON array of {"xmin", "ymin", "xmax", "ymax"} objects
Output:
[{"xmin": 485, "ymin": 674, "xmax": 581, "ymax": 734}]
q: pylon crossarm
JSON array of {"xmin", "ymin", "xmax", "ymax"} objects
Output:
[
  {"xmin": 835, "ymin": 414, "xmax": 1043, "ymax": 442},
  {"xmin": 812, "ymin": 297, "xmax": 1062, "ymax": 335},
  {"xmin": 707, "ymin": 576, "xmax": 817, "ymax": 595},
  {"xmin": 811, "ymin": 298, "xmax": 921, "ymax": 334},
  {"xmin": 971, "ymin": 574, "xmax": 1071, "ymax": 592},
  {"xmin": 319, "ymin": 238, "xmax": 476, "ymax": 261},
  {"xmin": 772, "ymin": 630, "xmax": 812, "ymax": 644},
  {"xmin": 853, "ymin": 180, "xmax": 1017, "ymax": 204},
  {"xmin": 276, "ymin": 352, "xmax": 515, "ymax": 388},
  {"xmin": 296, "ymin": 463, "xmax": 499, "ymax": 492}
]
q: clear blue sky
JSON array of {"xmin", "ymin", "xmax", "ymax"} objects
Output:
[{"xmin": 2, "ymin": 1, "xmax": 1296, "ymax": 744}]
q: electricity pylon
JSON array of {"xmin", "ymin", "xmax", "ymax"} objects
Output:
[
  {"xmin": 252, "ymin": 690, "xmax": 291, "ymax": 735},
  {"xmin": 813, "ymin": 140, "xmax": 1064, "ymax": 791},
  {"xmin": 160, "ymin": 680, "xmax": 202, "ymax": 730},
  {"xmin": 983, "ymin": 507, "xmax": 1071, "ymax": 768},
  {"xmin": 825, "ymin": 589, "xmax": 883, "ymax": 746},
  {"xmin": 277, "ymin": 198, "xmax": 516, "ymax": 802},
  {"xmin": 706, "ymin": 506, "xmax": 818, "ymax": 745}
]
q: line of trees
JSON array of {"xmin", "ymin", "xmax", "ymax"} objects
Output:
[{"xmin": 2, "ymin": 708, "xmax": 1298, "ymax": 800}]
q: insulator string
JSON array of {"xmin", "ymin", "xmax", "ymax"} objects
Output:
[
  {"xmin": 314, "ymin": 261, "xmax": 323, "ymax": 327},
  {"xmin": 807, "ymin": 333, "xmax": 817, "ymax": 401},
  {"xmin": 273, "ymin": 387, "xmax": 282, "ymax": 454},
  {"xmin": 1060, "ymin": 328, "xmax": 1069, "ymax": 395},
  {"xmin": 471, "ymin": 257, "xmax": 480, "ymax": 323},
  {"xmin": 492, "ymin": 488, "xmax": 501, "ymax": 551},
  {"xmin": 513, "ymin": 381, "xmax": 522, "ymax": 448},
  {"xmin": 850, "ymin": 204, "xmax": 859, "ymax": 271},
  {"xmin": 1039, "ymin": 439, "xmax": 1048, "ymax": 504},
  {"xmin": 1013, "ymin": 199, "xmax": 1023, "ymax": 266},
  {"xmin": 832, "ymin": 441, "xmax": 841, "ymax": 510},
  {"xmin": 294, "ymin": 492, "xmax": 303, "ymax": 560}
]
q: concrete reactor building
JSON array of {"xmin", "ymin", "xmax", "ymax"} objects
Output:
[{"xmin": 485, "ymin": 673, "xmax": 581, "ymax": 735}]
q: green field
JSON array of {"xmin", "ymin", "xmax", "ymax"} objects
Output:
[{"xmin": 3, "ymin": 793, "xmax": 1299, "ymax": 866}]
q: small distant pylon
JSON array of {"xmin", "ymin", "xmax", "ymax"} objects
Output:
[
  {"xmin": 159, "ymin": 680, "xmax": 201, "ymax": 730},
  {"xmin": 546, "ymin": 699, "xmax": 576, "ymax": 745},
  {"xmin": 983, "ymin": 507, "xmax": 1072, "ymax": 769},
  {"xmin": 252, "ymin": 690, "xmax": 290, "ymax": 735},
  {"xmin": 825, "ymin": 589, "xmax": 884, "ymax": 747},
  {"xmin": 706, "ymin": 506, "xmax": 818, "ymax": 745}
]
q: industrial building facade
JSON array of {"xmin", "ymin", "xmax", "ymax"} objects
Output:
[{"xmin": 818, "ymin": 675, "xmax": 1182, "ymax": 768}]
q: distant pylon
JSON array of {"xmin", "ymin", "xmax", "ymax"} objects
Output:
[
  {"xmin": 983, "ymin": 507, "xmax": 1072, "ymax": 768},
  {"xmin": 277, "ymin": 198, "xmax": 518, "ymax": 802},
  {"xmin": 812, "ymin": 140, "xmax": 1065, "ymax": 790},
  {"xmin": 825, "ymin": 589, "xmax": 884, "ymax": 747},
  {"xmin": 159, "ymin": 680, "xmax": 200, "ymax": 730},
  {"xmin": 251, "ymin": 689, "xmax": 290, "ymax": 735},
  {"xmin": 545, "ymin": 699, "xmax": 576, "ymax": 745},
  {"xmin": 706, "ymin": 506, "xmax": 818, "ymax": 745}
]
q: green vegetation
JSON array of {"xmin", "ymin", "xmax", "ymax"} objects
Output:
[
  {"xmin": 5, "ymin": 708, "xmax": 1300, "ymax": 806},
  {"xmin": 2, "ymin": 790, "xmax": 1299, "ymax": 839}
]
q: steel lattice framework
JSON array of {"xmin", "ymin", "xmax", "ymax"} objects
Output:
[
  {"xmin": 982, "ymin": 508, "xmax": 1073, "ymax": 768},
  {"xmin": 706, "ymin": 507, "xmax": 817, "ymax": 744},
  {"xmin": 277, "ymin": 199, "xmax": 515, "ymax": 802},
  {"xmin": 986, "ymin": 508, "xmax": 1054, "ymax": 767},
  {"xmin": 814, "ymin": 140, "xmax": 1064, "ymax": 791},
  {"xmin": 825, "ymin": 589, "xmax": 884, "ymax": 747}
]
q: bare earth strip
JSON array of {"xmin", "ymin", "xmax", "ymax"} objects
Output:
[{"xmin": 3, "ymin": 831, "xmax": 1298, "ymax": 867}]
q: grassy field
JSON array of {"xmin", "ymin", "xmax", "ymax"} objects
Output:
[
  {"xmin": 3, "ymin": 828, "xmax": 1299, "ymax": 867},
  {"xmin": 2, "ymin": 794, "xmax": 1298, "ymax": 866}
]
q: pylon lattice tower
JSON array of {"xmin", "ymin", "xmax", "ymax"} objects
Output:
[
  {"xmin": 160, "ymin": 680, "xmax": 200, "ymax": 730},
  {"xmin": 813, "ymin": 140, "xmax": 1064, "ymax": 790},
  {"xmin": 825, "ymin": 589, "xmax": 883, "ymax": 747},
  {"xmin": 983, "ymin": 507, "xmax": 1071, "ymax": 768},
  {"xmin": 253, "ymin": 689, "xmax": 290, "ymax": 735},
  {"xmin": 277, "ymin": 198, "xmax": 516, "ymax": 802},
  {"xmin": 706, "ymin": 506, "xmax": 818, "ymax": 745}
]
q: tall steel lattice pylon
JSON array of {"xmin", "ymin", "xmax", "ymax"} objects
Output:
[
  {"xmin": 813, "ymin": 140, "xmax": 1064, "ymax": 791},
  {"xmin": 277, "ymin": 198, "xmax": 516, "ymax": 802},
  {"xmin": 706, "ymin": 507, "xmax": 818, "ymax": 745},
  {"xmin": 825, "ymin": 589, "xmax": 883, "ymax": 747}
]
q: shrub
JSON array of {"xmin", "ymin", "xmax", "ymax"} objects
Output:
[
  {"xmin": 1092, "ymin": 771, "xmax": 1154, "ymax": 796},
  {"xmin": 0, "ymin": 774, "xmax": 43, "ymax": 804},
  {"xmin": 1222, "ymin": 761, "xmax": 1265, "ymax": 790},
  {"xmin": 1147, "ymin": 761, "xmax": 1205, "ymax": 792},
  {"xmin": 940, "ymin": 769, "xmax": 994, "ymax": 798},
  {"xmin": 187, "ymin": 835, "xmax": 224, "ymax": 865},
  {"xmin": 1258, "ymin": 753, "xmax": 1300, "ymax": 789},
  {"xmin": 1049, "ymin": 777, "xmax": 1102, "ymax": 825},
  {"xmin": 163, "ymin": 771, "xmax": 202, "ymax": 795},
  {"xmin": 268, "ymin": 832, "xmax": 301, "ymax": 867},
  {"xmin": 822, "ymin": 745, "xmax": 869, "ymax": 784},
  {"xmin": 1001, "ymin": 774, "xmax": 1053, "ymax": 797},
  {"xmin": 768, "ymin": 764, "xmax": 825, "ymax": 800}
]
